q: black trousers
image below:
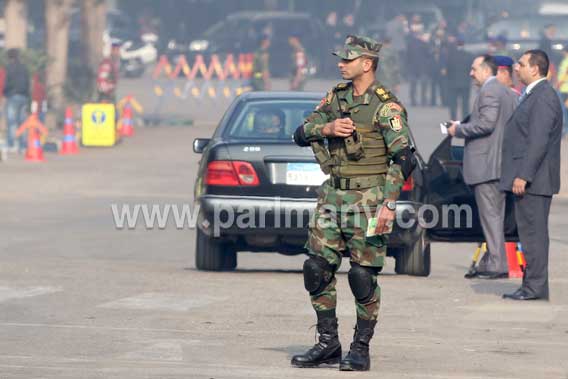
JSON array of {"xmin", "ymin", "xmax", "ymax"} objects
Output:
[
  {"xmin": 514, "ymin": 193, "xmax": 552, "ymax": 299},
  {"xmin": 430, "ymin": 73, "xmax": 446, "ymax": 106},
  {"xmin": 447, "ymin": 87, "xmax": 470, "ymax": 121},
  {"xmin": 409, "ymin": 74, "xmax": 428, "ymax": 106}
]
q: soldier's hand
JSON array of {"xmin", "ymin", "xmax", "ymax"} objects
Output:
[{"xmin": 323, "ymin": 118, "xmax": 355, "ymax": 137}]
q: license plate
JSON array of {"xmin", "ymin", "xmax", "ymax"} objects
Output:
[{"xmin": 286, "ymin": 163, "xmax": 328, "ymax": 186}]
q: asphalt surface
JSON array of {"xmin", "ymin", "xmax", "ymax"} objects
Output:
[{"xmin": 0, "ymin": 77, "xmax": 567, "ymax": 378}]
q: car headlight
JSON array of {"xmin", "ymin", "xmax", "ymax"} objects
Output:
[
  {"xmin": 167, "ymin": 40, "xmax": 177, "ymax": 50},
  {"xmin": 189, "ymin": 40, "xmax": 209, "ymax": 51},
  {"xmin": 552, "ymin": 43, "xmax": 563, "ymax": 51}
]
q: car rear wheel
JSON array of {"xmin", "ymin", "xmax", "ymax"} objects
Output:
[
  {"xmin": 195, "ymin": 229, "xmax": 237, "ymax": 271},
  {"xmin": 395, "ymin": 231, "xmax": 431, "ymax": 277}
]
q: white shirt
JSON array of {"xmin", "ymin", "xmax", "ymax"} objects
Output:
[{"xmin": 525, "ymin": 77, "xmax": 547, "ymax": 95}]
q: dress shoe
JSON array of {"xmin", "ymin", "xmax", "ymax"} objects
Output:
[
  {"xmin": 291, "ymin": 318, "xmax": 342, "ymax": 368},
  {"xmin": 476, "ymin": 271, "xmax": 508, "ymax": 279},
  {"xmin": 464, "ymin": 267, "xmax": 479, "ymax": 279},
  {"xmin": 502, "ymin": 289, "xmax": 540, "ymax": 300}
]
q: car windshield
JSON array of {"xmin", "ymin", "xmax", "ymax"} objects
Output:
[{"xmin": 226, "ymin": 99, "xmax": 319, "ymax": 141}]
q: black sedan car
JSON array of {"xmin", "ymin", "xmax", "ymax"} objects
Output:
[{"xmin": 193, "ymin": 92, "xmax": 517, "ymax": 276}]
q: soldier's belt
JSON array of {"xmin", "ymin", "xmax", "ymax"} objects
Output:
[{"xmin": 329, "ymin": 175, "xmax": 385, "ymax": 190}]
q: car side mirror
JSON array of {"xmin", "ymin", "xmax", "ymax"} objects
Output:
[{"xmin": 193, "ymin": 138, "xmax": 211, "ymax": 154}]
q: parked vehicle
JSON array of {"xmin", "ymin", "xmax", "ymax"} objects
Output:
[
  {"xmin": 464, "ymin": 15, "xmax": 568, "ymax": 56},
  {"xmin": 192, "ymin": 91, "xmax": 519, "ymax": 275},
  {"xmin": 120, "ymin": 33, "xmax": 158, "ymax": 78}
]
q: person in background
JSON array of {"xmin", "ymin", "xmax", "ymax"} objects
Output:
[
  {"xmin": 409, "ymin": 14, "xmax": 424, "ymax": 35},
  {"xmin": 376, "ymin": 37, "xmax": 401, "ymax": 94},
  {"xmin": 31, "ymin": 70, "xmax": 47, "ymax": 123},
  {"xmin": 501, "ymin": 50, "xmax": 563, "ymax": 300},
  {"xmin": 445, "ymin": 36, "xmax": 473, "ymax": 120},
  {"xmin": 385, "ymin": 14, "xmax": 408, "ymax": 74},
  {"xmin": 251, "ymin": 35, "xmax": 271, "ymax": 91},
  {"xmin": 407, "ymin": 30, "xmax": 430, "ymax": 106},
  {"xmin": 494, "ymin": 55, "xmax": 520, "ymax": 95},
  {"xmin": 254, "ymin": 109, "xmax": 285, "ymax": 137},
  {"xmin": 96, "ymin": 42, "xmax": 121, "ymax": 103},
  {"xmin": 490, "ymin": 35, "xmax": 509, "ymax": 56},
  {"xmin": 289, "ymin": 35, "xmax": 308, "ymax": 91},
  {"xmin": 429, "ymin": 20, "xmax": 448, "ymax": 107},
  {"xmin": 447, "ymin": 55, "xmax": 517, "ymax": 280},
  {"xmin": 539, "ymin": 24, "xmax": 556, "ymax": 63},
  {"xmin": 3, "ymin": 48, "xmax": 30, "ymax": 152}
]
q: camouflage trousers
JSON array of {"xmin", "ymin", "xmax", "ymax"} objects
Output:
[{"xmin": 306, "ymin": 180, "xmax": 386, "ymax": 321}]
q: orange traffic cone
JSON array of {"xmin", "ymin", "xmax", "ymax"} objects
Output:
[
  {"xmin": 505, "ymin": 242, "xmax": 524, "ymax": 278},
  {"xmin": 118, "ymin": 104, "xmax": 134, "ymax": 137},
  {"xmin": 24, "ymin": 126, "xmax": 45, "ymax": 162},
  {"xmin": 16, "ymin": 113, "xmax": 48, "ymax": 162},
  {"xmin": 60, "ymin": 107, "xmax": 79, "ymax": 155}
]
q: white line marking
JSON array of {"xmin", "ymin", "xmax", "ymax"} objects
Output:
[
  {"xmin": 0, "ymin": 286, "xmax": 62, "ymax": 303},
  {"xmin": 98, "ymin": 292, "xmax": 226, "ymax": 312}
]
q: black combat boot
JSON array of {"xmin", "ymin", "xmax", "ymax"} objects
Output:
[
  {"xmin": 291, "ymin": 317, "xmax": 342, "ymax": 367},
  {"xmin": 339, "ymin": 319, "xmax": 377, "ymax": 371}
]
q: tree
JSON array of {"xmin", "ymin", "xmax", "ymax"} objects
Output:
[
  {"xmin": 45, "ymin": 0, "xmax": 74, "ymax": 118},
  {"xmin": 81, "ymin": 0, "xmax": 107, "ymax": 76},
  {"xmin": 4, "ymin": 0, "xmax": 28, "ymax": 49}
]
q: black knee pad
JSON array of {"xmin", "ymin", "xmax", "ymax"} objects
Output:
[
  {"xmin": 303, "ymin": 256, "xmax": 334, "ymax": 296},
  {"xmin": 348, "ymin": 263, "xmax": 378, "ymax": 304}
]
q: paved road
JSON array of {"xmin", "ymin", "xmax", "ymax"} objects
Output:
[{"xmin": 1, "ymin": 79, "xmax": 567, "ymax": 378}]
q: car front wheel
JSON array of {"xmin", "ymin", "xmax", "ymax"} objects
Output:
[
  {"xmin": 395, "ymin": 231, "xmax": 431, "ymax": 277},
  {"xmin": 195, "ymin": 229, "xmax": 237, "ymax": 271}
]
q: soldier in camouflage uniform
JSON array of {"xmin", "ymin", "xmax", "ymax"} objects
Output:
[
  {"xmin": 291, "ymin": 35, "xmax": 416, "ymax": 371},
  {"xmin": 251, "ymin": 35, "xmax": 271, "ymax": 91},
  {"xmin": 289, "ymin": 34, "xmax": 308, "ymax": 91}
]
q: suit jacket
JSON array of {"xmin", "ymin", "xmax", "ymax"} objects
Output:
[
  {"xmin": 500, "ymin": 80, "xmax": 563, "ymax": 196},
  {"xmin": 455, "ymin": 77, "xmax": 518, "ymax": 185},
  {"xmin": 446, "ymin": 46, "xmax": 473, "ymax": 90}
]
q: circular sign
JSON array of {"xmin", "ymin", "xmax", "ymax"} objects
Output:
[{"xmin": 91, "ymin": 110, "xmax": 107, "ymax": 125}]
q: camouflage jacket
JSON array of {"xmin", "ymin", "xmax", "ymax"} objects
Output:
[{"xmin": 302, "ymin": 80, "xmax": 410, "ymax": 201}]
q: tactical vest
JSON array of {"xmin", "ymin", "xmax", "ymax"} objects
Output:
[{"xmin": 312, "ymin": 83, "xmax": 399, "ymax": 185}]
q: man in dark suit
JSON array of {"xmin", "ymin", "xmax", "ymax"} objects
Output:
[
  {"xmin": 500, "ymin": 50, "xmax": 563, "ymax": 300},
  {"xmin": 445, "ymin": 37, "xmax": 473, "ymax": 120},
  {"xmin": 407, "ymin": 31, "xmax": 430, "ymax": 106},
  {"xmin": 448, "ymin": 55, "xmax": 518, "ymax": 279}
]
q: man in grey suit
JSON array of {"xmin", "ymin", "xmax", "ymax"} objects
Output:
[
  {"xmin": 501, "ymin": 50, "xmax": 563, "ymax": 301},
  {"xmin": 448, "ymin": 55, "xmax": 518, "ymax": 279}
]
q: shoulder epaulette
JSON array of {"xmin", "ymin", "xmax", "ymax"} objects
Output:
[
  {"xmin": 335, "ymin": 82, "xmax": 349, "ymax": 91},
  {"xmin": 375, "ymin": 86, "xmax": 393, "ymax": 102}
]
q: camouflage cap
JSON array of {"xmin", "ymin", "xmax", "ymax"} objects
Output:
[{"xmin": 333, "ymin": 35, "xmax": 382, "ymax": 60}]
